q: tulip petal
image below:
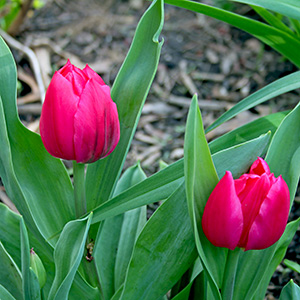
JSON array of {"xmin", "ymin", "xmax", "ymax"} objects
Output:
[
  {"xmin": 60, "ymin": 62, "xmax": 89, "ymax": 96},
  {"xmin": 202, "ymin": 171, "xmax": 243, "ymax": 250},
  {"xmin": 40, "ymin": 72, "xmax": 78, "ymax": 160},
  {"xmin": 245, "ymin": 175, "xmax": 290, "ymax": 250},
  {"xmin": 235, "ymin": 174, "xmax": 259, "ymax": 201},
  {"xmin": 238, "ymin": 173, "xmax": 271, "ymax": 248},
  {"xmin": 249, "ymin": 157, "xmax": 270, "ymax": 175},
  {"xmin": 74, "ymin": 79, "xmax": 120, "ymax": 163},
  {"xmin": 83, "ymin": 65, "xmax": 105, "ymax": 86}
]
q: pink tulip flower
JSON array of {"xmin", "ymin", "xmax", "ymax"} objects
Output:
[
  {"xmin": 202, "ymin": 157, "xmax": 290, "ymax": 251},
  {"xmin": 40, "ymin": 60, "xmax": 120, "ymax": 163}
]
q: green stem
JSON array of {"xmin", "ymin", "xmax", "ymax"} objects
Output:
[
  {"xmin": 221, "ymin": 248, "xmax": 241, "ymax": 300},
  {"xmin": 73, "ymin": 161, "xmax": 86, "ymax": 218}
]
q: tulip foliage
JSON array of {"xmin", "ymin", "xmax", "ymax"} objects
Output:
[{"xmin": 1, "ymin": 0, "xmax": 300, "ymax": 299}]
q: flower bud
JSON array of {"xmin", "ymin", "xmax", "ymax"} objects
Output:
[
  {"xmin": 30, "ymin": 248, "xmax": 46, "ymax": 288},
  {"xmin": 40, "ymin": 60, "xmax": 120, "ymax": 163},
  {"xmin": 202, "ymin": 157, "xmax": 290, "ymax": 251}
]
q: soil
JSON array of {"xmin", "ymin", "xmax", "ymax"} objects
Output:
[{"xmin": 1, "ymin": 0, "xmax": 300, "ymax": 298}]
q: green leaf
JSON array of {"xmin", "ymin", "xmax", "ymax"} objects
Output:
[
  {"xmin": 20, "ymin": 217, "xmax": 41, "ymax": 300},
  {"xmin": 206, "ymin": 71, "xmax": 300, "ymax": 133},
  {"xmin": 0, "ymin": 242, "xmax": 22, "ymax": 300},
  {"xmin": 184, "ymin": 95, "xmax": 222, "ymax": 299},
  {"xmin": 120, "ymin": 183, "xmax": 197, "ymax": 300},
  {"xmin": 284, "ymin": 259, "xmax": 300, "ymax": 273},
  {"xmin": 230, "ymin": 0, "xmax": 300, "ymax": 21},
  {"xmin": 0, "ymin": 37, "xmax": 75, "ymax": 246},
  {"xmin": 0, "ymin": 284, "xmax": 16, "ymax": 300},
  {"xmin": 85, "ymin": 0, "xmax": 164, "ymax": 210},
  {"xmin": 266, "ymin": 102, "xmax": 300, "ymax": 204},
  {"xmin": 279, "ymin": 280, "xmax": 300, "ymax": 300},
  {"xmin": 165, "ymin": 0, "xmax": 300, "ymax": 68},
  {"xmin": 93, "ymin": 163, "xmax": 147, "ymax": 299},
  {"xmin": 48, "ymin": 213, "xmax": 93, "ymax": 300}
]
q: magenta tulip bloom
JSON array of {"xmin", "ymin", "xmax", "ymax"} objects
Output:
[
  {"xmin": 202, "ymin": 158, "xmax": 290, "ymax": 251},
  {"xmin": 40, "ymin": 60, "xmax": 120, "ymax": 163}
]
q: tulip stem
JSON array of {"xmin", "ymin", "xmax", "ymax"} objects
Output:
[
  {"xmin": 73, "ymin": 161, "xmax": 87, "ymax": 218},
  {"xmin": 221, "ymin": 248, "xmax": 241, "ymax": 300}
]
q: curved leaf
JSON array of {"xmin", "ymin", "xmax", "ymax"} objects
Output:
[{"xmin": 184, "ymin": 95, "xmax": 222, "ymax": 299}]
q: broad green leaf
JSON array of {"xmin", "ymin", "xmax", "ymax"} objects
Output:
[
  {"xmin": 184, "ymin": 95, "xmax": 222, "ymax": 299},
  {"xmin": 284, "ymin": 259, "xmax": 300, "ymax": 273},
  {"xmin": 231, "ymin": 0, "xmax": 300, "ymax": 21},
  {"xmin": 165, "ymin": 0, "xmax": 300, "ymax": 68},
  {"xmin": 91, "ymin": 129, "xmax": 271, "ymax": 224},
  {"xmin": 93, "ymin": 163, "xmax": 147, "ymax": 299},
  {"xmin": 48, "ymin": 213, "xmax": 93, "ymax": 300},
  {"xmin": 0, "ymin": 37, "xmax": 75, "ymax": 245},
  {"xmin": 0, "ymin": 203, "xmax": 21, "ymax": 268},
  {"xmin": 252, "ymin": 218, "xmax": 300, "ymax": 300},
  {"xmin": 209, "ymin": 111, "xmax": 288, "ymax": 154},
  {"xmin": 0, "ymin": 284, "xmax": 16, "ymax": 300},
  {"xmin": 205, "ymin": 71, "xmax": 300, "ymax": 133},
  {"xmin": 266, "ymin": 102, "xmax": 300, "ymax": 203},
  {"xmin": 0, "ymin": 242, "xmax": 22, "ymax": 300},
  {"xmin": 279, "ymin": 280, "xmax": 300, "ymax": 300},
  {"xmin": 85, "ymin": 0, "xmax": 164, "ymax": 210},
  {"xmin": 20, "ymin": 217, "xmax": 41, "ymax": 300},
  {"xmin": 121, "ymin": 183, "xmax": 197, "ymax": 300}
]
